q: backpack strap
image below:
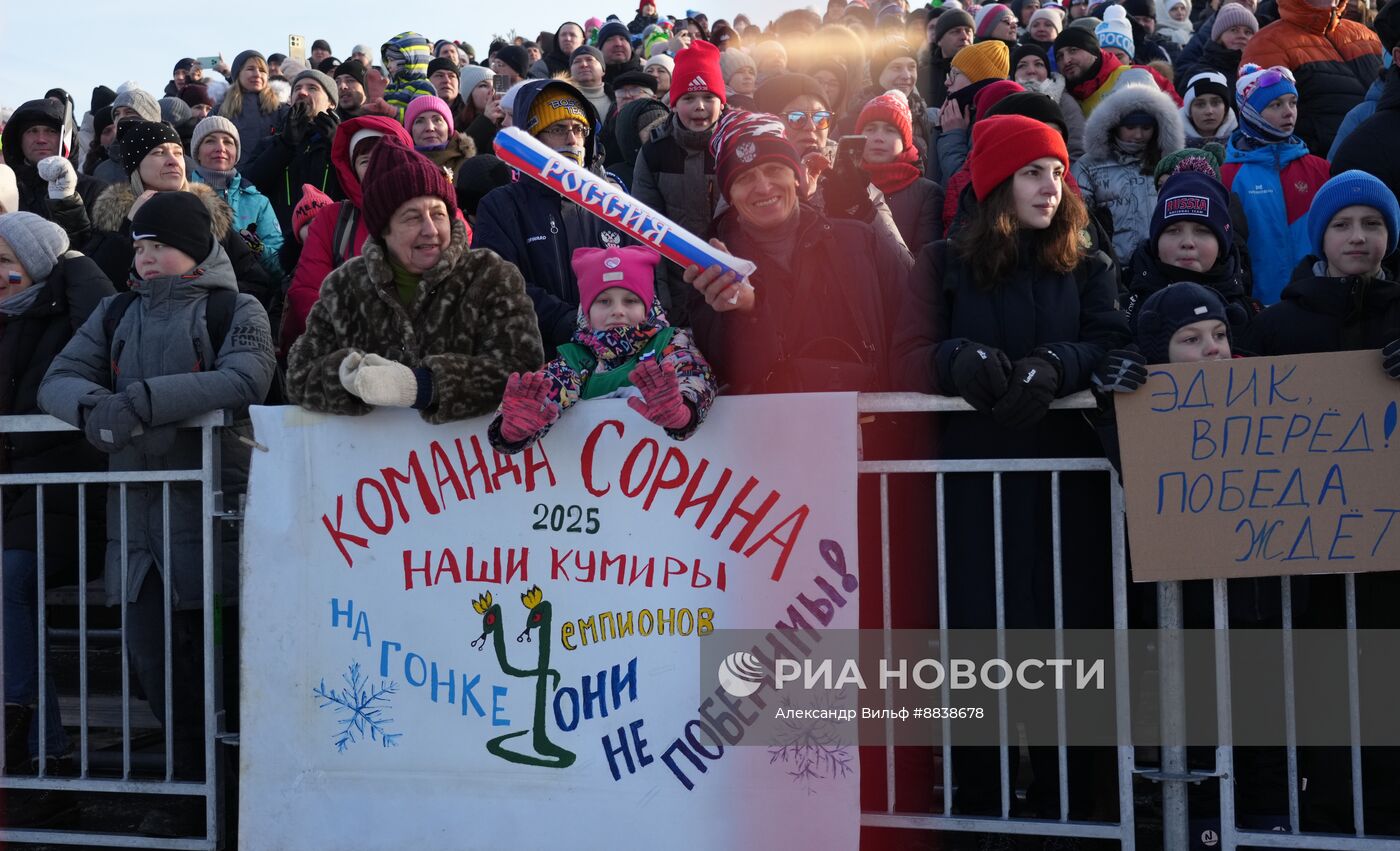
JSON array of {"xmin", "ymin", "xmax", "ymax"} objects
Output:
[
  {"xmin": 101, "ymin": 291, "xmax": 140, "ymax": 389},
  {"xmin": 203, "ymin": 289, "xmax": 237, "ymax": 367},
  {"xmin": 331, "ymin": 204, "xmax": 359, "ymax": 268}
]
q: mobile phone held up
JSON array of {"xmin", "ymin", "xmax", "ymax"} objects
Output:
[
  {"xmin": 288, "ymin": 35, "xmax": 307, "ymax": 65},
  {"xmin": 493, "ymin": 74, "xmax": 512, "ymax": 94},
  {"xmin": 835, "ymin": 136, "xmax": 867, "ymax": 172}
]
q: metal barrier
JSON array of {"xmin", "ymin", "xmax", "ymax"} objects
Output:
[
  {"xmin": 0, "ymin": 412, "xmax": 229, "ymax": 849},
  {"xmin": 856, "ymin": 392, "xmax": 1400, "ymax": 851},
  {"xmin": 857, "ymin": 391, "xmax": 1138, "ymax": 848},
  {"xmin": 5, "ymin": 397, "xmax": 1398, "ymax": 850}
]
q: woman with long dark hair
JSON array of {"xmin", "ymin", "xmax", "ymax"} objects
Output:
[{"xmin": 894, "ymin": 113, "xmax": 1129, "ymax": 823}]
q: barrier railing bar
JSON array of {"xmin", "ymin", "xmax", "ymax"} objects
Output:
[
  {"xmin": 992, "ymin": 472, "xmax": 1010, "ymax": 818},
  {"xmin": 935, "ymin": 472, "xmax": 953, "ymax": 817},
  {"xmin": 879, "ymin": 474, "xmax": 895, "ymax": 813},
  {"xmin": 1051, "ymin": 472, "xmax": 1070, "ymax": 823},
  {"xmin": 1346, "ymin": 573, "xmax": 1364, "ymax": 837}
]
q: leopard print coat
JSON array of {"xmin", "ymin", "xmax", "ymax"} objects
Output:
[{"xmin": 285, "ymin": 218, "xmax": 545, "ymax": 424}]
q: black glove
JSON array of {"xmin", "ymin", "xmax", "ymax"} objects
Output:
[
  {"xmin": 281, "ymin": 102, "xmax": 313, "ymax": 147},
  {"xmin": 992, "ymin": 354, "xmax": 1061, "ymax": 430},
  {"xmin": 820, "ymin": 159, "xmax": 875, "ymax": 221},
  {"xmin": 311, "ymin": 108, "xmax": 341, "ymax": 142},
  {"xmin": 1092, "ymin": 347, "xmax": 1148, "ymax": 394},
  {"xmin": 83, "ymin": 393, "xmax": 147, "ymax": 454},
  {"xmin": 950, "ymin": 342, "xmax": 1013, "ymax": 413},
  {"xmin": 1384, "ymin": 339, "xmax": 1400, "ymax": 380}
]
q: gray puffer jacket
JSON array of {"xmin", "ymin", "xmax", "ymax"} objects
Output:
[
  {"xmin": 38, "ymin": 242, "xmax": 275, "ymax": 609},
  {"xmin": 1071, "ymin": 82, "xmax": 1185, "ymax": 262}
]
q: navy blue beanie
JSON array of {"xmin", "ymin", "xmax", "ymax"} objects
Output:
[
  {"xmin": 1136, "ymin": 282, "xmax": 1231, "ymax": 364},
  {"xmin": 1150, "ymin": 171, "xmax": 1233, "ymax": 256}
]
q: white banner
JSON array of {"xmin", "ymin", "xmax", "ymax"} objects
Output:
[{"xmin": 239, "ymin": 395, "xmax": 861, "ymax": 849}]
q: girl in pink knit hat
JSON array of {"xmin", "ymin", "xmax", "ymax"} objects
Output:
[{"xmin": 489, "ymin": 245, "xmax": 717, "ymax": 453}]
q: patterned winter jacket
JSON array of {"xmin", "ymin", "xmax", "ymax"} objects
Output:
[
  {"xmin": 285, "ymin": 219, "xmax": 546, "ymax": 424},
  {"xmin": 487, "ymin": 299, "xmax": 717, "ymax": 454}
]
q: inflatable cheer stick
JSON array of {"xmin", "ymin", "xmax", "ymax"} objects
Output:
[{"xmin": 494, "ymin": 127, "xmax": 758, "ymax": 286}]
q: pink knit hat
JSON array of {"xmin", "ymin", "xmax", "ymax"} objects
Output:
[
  {"xmin": 572, "ymin": 246, "xmax": 660, "ymax": 312},
  {"xmin": 403, "ymin": 95, "xmax": 455, "ymax": 137}
]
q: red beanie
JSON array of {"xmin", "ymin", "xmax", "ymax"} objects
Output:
[
  {"xmin": 360, "ymin": 137, "xmax": 458, "ymax": 237},
  {"xmin": 670, "ymin": 40, "xmax": 727, "ymax": 108},
  {"xmin": 968, "ymin": 114, "xmax": 1068, "ymax": 201},
  {"xmin": 972, "ymin": 80, "xmax": 1025, "ymax": 120},
  {"xmin": 855, "ymin": 90, "xmax": 913, "ymax": 151}
]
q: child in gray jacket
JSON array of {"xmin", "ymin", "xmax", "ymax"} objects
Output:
[{"xmin": 39, "ymin": 190, "xmax": 274, "ymax": 778}]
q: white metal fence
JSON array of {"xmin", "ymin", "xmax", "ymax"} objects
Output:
[
  {"xmin": 0, "ymin": 412, "xmax": 229, "ymax": 849},
  {"xmin": 4, "ymin": 399, "xmax": 1399, "ymax": 850}
]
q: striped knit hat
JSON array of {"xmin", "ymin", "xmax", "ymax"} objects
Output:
[{"xmin": 974, "ymin": 3, "xmax": 1014, "ymax": 37}]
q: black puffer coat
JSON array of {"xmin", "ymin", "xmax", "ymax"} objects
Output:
[
  {"xmin": 1122, "ymin": 235, "xmax": 1258, "ymax": 326},
  {"xmin": 891, "ymin": 238, "xmax": 1129, "ymax": 631},
  {"xmin": 0, "ymin": 252, "xmax": 113, "ymax": 567},
  {"xmin": 1241, "ymin": 261, "xmax": 1400, "ymax": 356}
]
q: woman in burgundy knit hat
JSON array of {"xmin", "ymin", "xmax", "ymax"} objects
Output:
[
  {"xmin": 892, "ymin": 113, "xmax": 1130, "ymax": 825},
  {"xmin": 285, "ymin": 137, "xmax": 543, "ymax": 424}
]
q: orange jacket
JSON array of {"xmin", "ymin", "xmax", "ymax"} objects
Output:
[{"xmin": 1242, "ymin": 0, "xmax": 1381, "ymax": 155}]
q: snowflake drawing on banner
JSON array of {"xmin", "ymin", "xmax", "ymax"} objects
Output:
[
  {"xmin": 312, "ymin": 661, "xmax": 402, "ymax": 752},
  {"xmin": 768, "ymin": 692, "xmax": 854, "ymax": 795}
]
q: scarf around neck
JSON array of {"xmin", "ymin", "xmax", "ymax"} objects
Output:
[{"xmin": 864, "ymin": 146, "xmax": 923, "ymax": 196}]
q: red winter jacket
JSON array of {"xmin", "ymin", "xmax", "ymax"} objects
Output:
[{"xmin": 281, "ymin": 115, "xmax": 412, "ymax": 352}]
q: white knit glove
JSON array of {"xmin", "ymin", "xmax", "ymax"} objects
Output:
[
  {"xmin": 352, "ymin": 354, "xmax": 419, "ymax": 407},
  {"xmin": 37, "ymin": 156, "xmax": 77, "ymax": 200},
  {"xmin": 338, "ymin": 350, "xmax": 365, "ymax": 397}
]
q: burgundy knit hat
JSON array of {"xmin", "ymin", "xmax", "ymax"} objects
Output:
[
  {"xmin": 670, "ymin": 40, "xmax": 728, "ymax": 108},
  {"xmin": 856, "ymin": 90, "xmax": 913, "ymax": 151},
  {"xmin": 968, "ymin": 113, "xmax": 1068, "ymax": 200},
  {"xmin": 709, "ymin": 109, "xmax": 806, "ymax": 201},
  {"xmin": 360, "ymin": 136, "xmax": 458, "ymax": 237}
]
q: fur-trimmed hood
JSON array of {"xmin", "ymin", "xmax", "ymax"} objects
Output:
[
  {"xmin": 91, "ymin": 181, "xmax": 235, "ymax": 240},
  {"xmin": 1082, "ymin": 82, "xmax": 1185, "ymax": 163}
]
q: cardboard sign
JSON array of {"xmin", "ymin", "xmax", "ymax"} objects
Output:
[
  {"xmin": 239, "ymin": 397, "xmax": 860, "ymax": 848},
  {"xmin": 1117, "ymin": 350, "xmax": 1400, "ymax": 581}
]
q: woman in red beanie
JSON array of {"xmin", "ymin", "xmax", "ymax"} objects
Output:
[{"xmin": 893, "ymin": 113, "xmax": 1130, "ymax": 824}]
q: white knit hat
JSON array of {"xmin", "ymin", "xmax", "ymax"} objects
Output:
[{"xmin": 1096, "ymin": 5, "xmax": 1136, "ymax": 55}]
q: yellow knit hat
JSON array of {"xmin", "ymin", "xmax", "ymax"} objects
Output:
[
  {"xmin": 527, "ymin": 91, "xmax": 590, "ymax": 136},
  {"xmin": 950, "ymin": 40, "xmax": 1010, "ymax": 85}
]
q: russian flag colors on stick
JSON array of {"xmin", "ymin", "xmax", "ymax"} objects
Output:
[{"xmin": 494, "ymin": 127, "xmax": 758, "ymax": 282}]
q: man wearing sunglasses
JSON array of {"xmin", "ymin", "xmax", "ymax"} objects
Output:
[{"xmin": 755, "ymin": 73, "xmax": 912, "ymax": 263}]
